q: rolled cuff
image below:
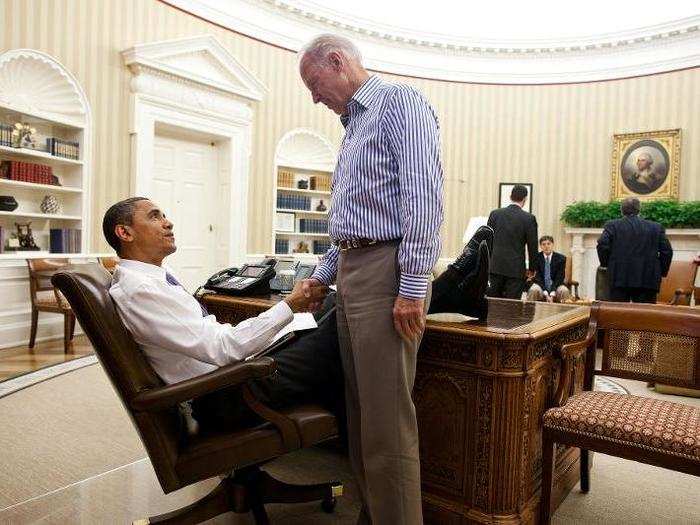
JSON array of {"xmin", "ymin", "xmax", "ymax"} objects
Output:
[
  {"xmin": 399, "ymin": 273, "xmax": 429, "ymax": 300},
  {"xmin": 311, "ymin": 265, "xmax": 335, "ymax": 286}
]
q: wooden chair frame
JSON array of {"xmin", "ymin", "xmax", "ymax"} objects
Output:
[
  {"xmin": 26, "ymin": 258, "xmax": 76, "ymax": 353},
  {"xmin": 540, "ymin": 301, "xmax": 700, "ymax": 524}
]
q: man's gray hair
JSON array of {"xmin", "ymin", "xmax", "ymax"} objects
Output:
[
  {"xmin": 621, "ymin": 197, "xmax": 641, "ymax": 216},
  {"xmin": 299, "ymin": 34, "xmax": 363, "ymax": 65}
]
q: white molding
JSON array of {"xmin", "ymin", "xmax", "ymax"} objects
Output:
[
  {"xmin": 164, "ymin": 0, "xmax": 700, "ymax": 84},
  {"xmin": 124, "ymin": 37, "xmax": 266, "ymax": 267},
  {"xmin": 122, "ymin": 34, "xmax": 267, "ymax": 102},
  {"xmin": 275, "ymin": 128, "xmax": 336, "ymax": 172}
]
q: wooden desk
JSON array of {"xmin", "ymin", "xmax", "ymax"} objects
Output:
[{"xmin": 200, "ymin": 294, "xmax": 590, "ymax": 524}]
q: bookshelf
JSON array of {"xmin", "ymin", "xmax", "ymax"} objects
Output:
[
  {"xmin": 0, "ymin": 50, "xmax": 91, "ymax": 258},
  {"xmin": 273, "ymin": 165, "xmax": 333, "ymax": 257}
]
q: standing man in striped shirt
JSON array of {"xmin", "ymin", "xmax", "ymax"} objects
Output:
[{"xmin": 299, "ymin": 34, "xmax": 443, "ymax": 524}]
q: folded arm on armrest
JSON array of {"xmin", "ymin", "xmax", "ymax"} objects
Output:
[{"xmin": 130, "ymin": 357, "xmax": 276, "ymax": 412}]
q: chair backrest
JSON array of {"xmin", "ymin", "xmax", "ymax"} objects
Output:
[
  {"xmin": 588, "ymin": 301, "xmax": 700, "ymax": 389},
  {"xmin": 657, "ymin": 260, "xmax": 699, "ymax": 305},
  {"xmin": 51, "ymin": 264, "xmax": 184, "ymax": 491},
  {"xmin": 26, "ymin": 258, "xmax": 70, "ymax": 302}
]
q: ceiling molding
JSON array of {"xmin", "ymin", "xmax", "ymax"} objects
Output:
[{"xmin": 163, "ymin": 0, "xmax": 700, "ymax": 84}]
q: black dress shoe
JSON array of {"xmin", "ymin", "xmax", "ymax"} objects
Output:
[
  {"xmin": 429, "ymin": 241, "xmax": 490, "ymax": 320},
  {"xmin": 456, "ymin": 240, "xmax": 490, "ymax": 319},
  {"xmin": 451, "ymin": 225, "xmax": 494, "ymax": 276}
]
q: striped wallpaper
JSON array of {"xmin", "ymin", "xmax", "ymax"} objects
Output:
[{"xmin": 2, "ymin": 0, "xmax": 699, "ymax": 258}]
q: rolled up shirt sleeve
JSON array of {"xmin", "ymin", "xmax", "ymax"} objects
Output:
[
  {"xmin": 311, "ymin": 244, "xmax": 339, "ymax": 285},
  {"xmin": 119, "ymin": 282, "xmax": 293, "ymax": 366}
]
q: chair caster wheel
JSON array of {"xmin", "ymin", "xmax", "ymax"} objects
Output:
[{"xmin": 321, "ymin": 497, "xmax": 336, "ymax": 513}]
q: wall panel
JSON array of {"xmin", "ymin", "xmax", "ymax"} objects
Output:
[{"xmin": 1, "ymin": 0, "xmax": 698, "ymax": 259}]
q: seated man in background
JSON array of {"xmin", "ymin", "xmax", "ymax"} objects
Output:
[
  {"xmin": 526, "ymin": 235, "xmax": 570, "ymax": 303},
  {"xmin": 103, "ymin": 196, "xmax": 491, "ymax": 432}
]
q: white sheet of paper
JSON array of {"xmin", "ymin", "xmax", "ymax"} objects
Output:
[
  {"xmin": 270, "ymin": 312, "xmax": 318, "ymax": 344},
  {"xmin": 426, "ymin": 312, "xmax": 479, "ymax": 323}
]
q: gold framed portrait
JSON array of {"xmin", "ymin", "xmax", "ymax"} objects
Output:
[{"xmin": 610, "ymin": 129, "xmax": 681, "ymax": 201}]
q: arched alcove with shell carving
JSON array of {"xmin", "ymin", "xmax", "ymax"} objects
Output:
[{"xmin": 272, "ymin": 129, "xmax": 336, "ymax": 257}]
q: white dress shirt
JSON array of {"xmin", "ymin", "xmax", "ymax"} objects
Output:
[{"xmin": 109, "ymin": 259, "xmax": 293, "ymax": 384}]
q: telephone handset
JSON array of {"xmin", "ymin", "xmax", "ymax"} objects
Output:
[{"xmin": 204, "ymin": 259, "xmax": 276, "ymax": 296}]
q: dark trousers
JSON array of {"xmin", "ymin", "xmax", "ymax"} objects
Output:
[
  {"xmin": 609, "ymin": 287, "xmax": 657, "ymax": 304},
  {"xmin": 192, "ymin": 300, "xmax": 344, "ymax": 432},
  {"xmin": 488, "ymin": 273, "xmax": 525, "ymax": 299}
]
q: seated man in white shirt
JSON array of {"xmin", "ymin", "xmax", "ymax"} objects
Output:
[{"xmin": 104, "ymin": 197, "xmax": 342, "ymax": 431}]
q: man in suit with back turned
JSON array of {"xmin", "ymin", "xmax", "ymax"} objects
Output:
[
  {"xmin": 597, "ymin": 197, "xmax": 673, "ymax": 303},
  {"xmin": 487, "ymin": 184, "xmax": 538, "ymax": 299}
]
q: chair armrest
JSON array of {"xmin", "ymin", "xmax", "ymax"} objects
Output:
[
  {"xmin": 553, "ymin": 333, "xmax": 595, "ymax": 407},
  {"xmin": 241, "ymin": 384, "xmax": 301, "ymax": 450},
  {"xmin": 671, "ymin": 288, "xmax": 693, "ymax": 305},
  {"xmin": 130, "ymin": 357, "xmax": 276, "ymax": 412},
  {"xmin": 564, "ymin": 279, "xmax": 579, "ymax": 286}
]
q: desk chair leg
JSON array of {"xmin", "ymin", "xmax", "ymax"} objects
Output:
[
  {"xmin": 29, "ymin": 309, "xmax": 39, "ymax": 349},
  {"xmin": 69, "ymin": 313, "xmax": 76, "ymax": 340},
  {"xmin": 63, "ymin": 314, "xmax": 73, "ymax": 354},
  {"xmin": 580, "ymin": 448, "xmax": 590, "ymax": 493},
  {"xmin": 139, "ymin": 478, "xmax": 233, "ymax": 524},
  {"xmin": 539, "ymin": 434, "xmax": 555, "ymax": 525}
]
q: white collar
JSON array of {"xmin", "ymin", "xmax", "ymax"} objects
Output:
[{"xmin": 117, "ymin": 258, "xmax": 168, "ymax": 281}]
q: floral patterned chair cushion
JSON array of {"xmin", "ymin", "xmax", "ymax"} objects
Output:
[{"xmin": 543, "ymin": 391, "xmax": 699, "ymax": 462}]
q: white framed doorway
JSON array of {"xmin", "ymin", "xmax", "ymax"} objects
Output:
[{"xmin": 123, "ymin": 35, "xmax": 267, "ymax": 290}]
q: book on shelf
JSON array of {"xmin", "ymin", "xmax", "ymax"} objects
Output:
[
  {"xmin": 0, "ymin": 160, "xmax": 58, "ymax": 185},
  {"xmin": 50, "ymin": 228, "xmax": 82, "ymax": 254},
  {"xmin": 313, "ymin": 240, "xmax": 331, "ymax": 255},
  {"xmin": 275, "ymin": 238, "xmax": 289, "ymax": 254},
  {"xmin": 0, "ymin": 124, "xmax": 12, "ymax": 147},
  {"xmin": 46, "ymin": 138, "xmax": 80, "ymax": 160},
  {"xmin": 299, "ymin": 218, "xmax": 329, "ymax": 234}
]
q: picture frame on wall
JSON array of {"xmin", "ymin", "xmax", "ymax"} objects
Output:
[
  {"xmin": 498, "ymin": 182, "xmax": 533, "ymax": 213},
  {"xmin": 610, "ymin": 129, "xmax": 680, "ymax": 201},
  {"xmin": 275, "ymin": 212, "xmax": 295, "ymax": 232}
]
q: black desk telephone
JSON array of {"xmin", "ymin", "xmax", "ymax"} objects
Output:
[
  {"xmin": 204, "ymin": 258, "xmax": 276, "ymax": 296},
  {"xmin": 204, "ymin": 258, "xmax": 317, "ymax": 296}
]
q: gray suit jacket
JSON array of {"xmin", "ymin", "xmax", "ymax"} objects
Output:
[{"xmin": 487, "ymin": 204, "xmax": 538, "ymax": 279}]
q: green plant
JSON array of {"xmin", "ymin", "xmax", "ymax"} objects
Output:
[
  {"xmin": 561, "ymin": 200, "xmax": 700, "ymax": 228},
  {"xmin": 560, "ymin": 201, "xmax": 619, "ymax": 227}
]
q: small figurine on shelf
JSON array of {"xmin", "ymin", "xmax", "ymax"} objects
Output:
[
  {"xmin": 315, "ymin": 199, "xmax": 327, "ymax": 212},
  {"xmin": 15, "ymin": 222, "xmax": 40, "ymax": 251},
  {"xmin": 11, "ymin": 123, "xmax": 37, "ymax": 149},
  {"xmin": 293, "ymin": 240, "xmax": 310, "ymax": 254},
  {"xmin": 297, "ymin": 179, "xmax": 309, "ymax": 190}
]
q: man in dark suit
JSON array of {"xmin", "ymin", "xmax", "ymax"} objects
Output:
[
  {"xmin": 526, "ymin": 235, "xmax": 570, "ymax": 302},
  {"xmin": 597, "ymin": 197, "xmax": 673, "ymax": 303},
  {"xmin": 487, "ymin": 185, "xmax": 538, "ymax": 299}
]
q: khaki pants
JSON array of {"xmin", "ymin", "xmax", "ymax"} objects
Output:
[
  {"xmin": 527, "ymin": 283, "xmax": 571, "ymax": 303},
  {"xmin": 336, "ymin": 241, "xmax": 429, "ymax": 525}
]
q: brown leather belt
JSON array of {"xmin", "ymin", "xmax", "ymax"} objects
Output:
[{"xmin": 335, "ymin": 238, "xmax": 378, "ymax": 251}]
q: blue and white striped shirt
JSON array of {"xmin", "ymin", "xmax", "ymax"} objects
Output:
[{"xmin": 312, "ymin": 75, "xmax": 444, "ymax": 299}]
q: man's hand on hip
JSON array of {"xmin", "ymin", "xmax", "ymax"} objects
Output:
[
  {"xmin": 285, "ymin": 278, "xmax": 328, "ymax": 313},
  {"xmin": 393, "ymin": 296, "xmax": 426, "ymax": 344}
]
